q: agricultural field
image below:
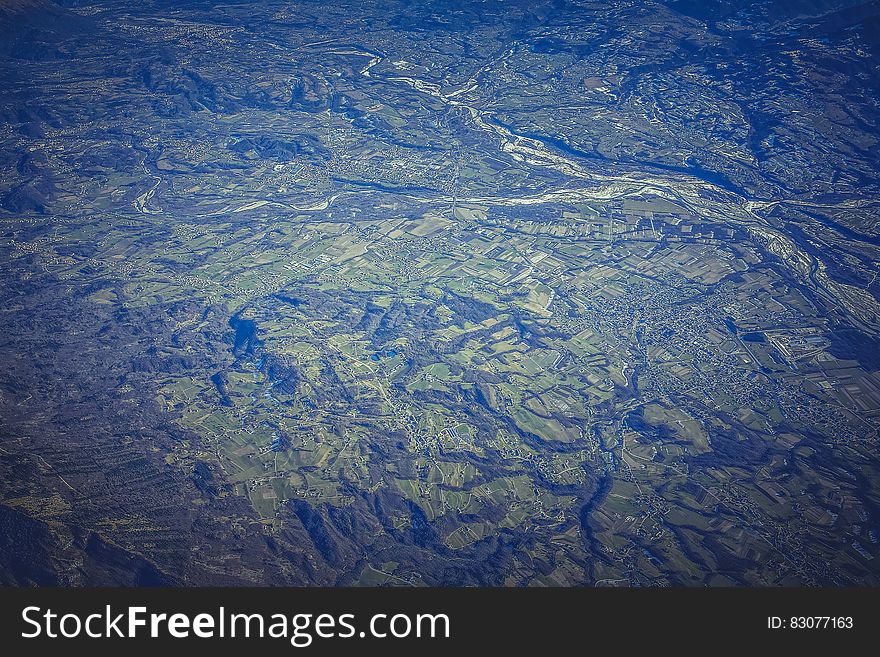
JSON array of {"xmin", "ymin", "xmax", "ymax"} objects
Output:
[{"xmin": 1, "ymin": 0, "xmax": 879, "ymax": 586}]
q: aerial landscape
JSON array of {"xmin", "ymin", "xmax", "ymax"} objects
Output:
[{"xmin": 1, "ymin": 0, "xmax": 879, "ymax": 586}]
